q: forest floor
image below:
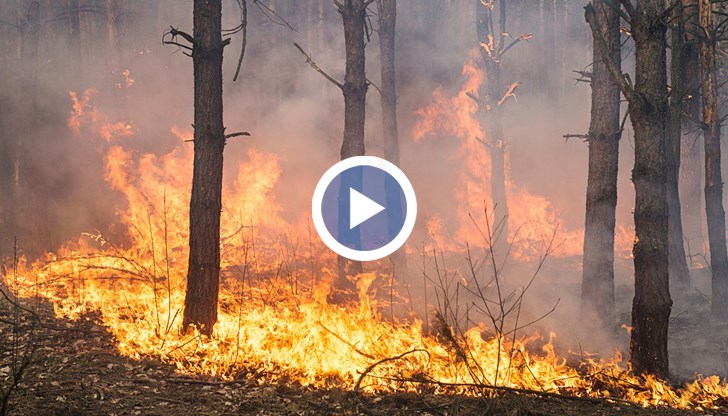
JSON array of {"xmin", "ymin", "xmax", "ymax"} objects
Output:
[{"xmin": 1, "ymin": 298, "xmax": 723, "ymax": 416}]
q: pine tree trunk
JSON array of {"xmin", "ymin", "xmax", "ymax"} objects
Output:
[
  {"xmin": 17, "ymin": 1, "xmax": 45, "ymax": 258},
  {"xmin": 581, "ymin": 0, "xmax": 620, "ymax": 332},
  {"xmin": 68, "ymin": 0, "xmax": 84, "ymax": 91},
  {"xmin": 476, "ymin": 0, "xmax": 509, "ymax": 245},
  {"xmin": 628, "ymin": 0, "xmax": 672, "ymax": 378},
  {"xmin": 679, "ymin": 0, "xmax": 704, "ymax": 259},
  {"xmin": 376, "ymin": 0, "xmax": 407, "ymax": 279},
  {"xmin": 699, "ymin": 0, "xmax": 728, "ymax": 320},
  {"xmin": 666, "ymin": 2, "xmax": 691, "ymax": 290},
  {"xmin": 182, "ymin": 0, "xmax": 225, "ymax": 336},
  {"xmin": 336, "ymin": 0, "xmax": 368, "ymax": 287}
]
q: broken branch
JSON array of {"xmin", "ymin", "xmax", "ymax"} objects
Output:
[
  {"xmin": 500, "ymin": 33, "xmax": 533, "ymax": 56},
  {"xmin": 353, "ymin": 349, "xmax": 429, "ymax": 392},
  {"xmin": 585, "ymin": 4, "xmax": 635, "ymax": 101},
  {"xmin": 225, "ymin": 132, "xmax": 250, "ymax": 139},
  {"xmin": 293, "ymin": 42, "xmax": 343, "ymax": 90},
  {"xmin": 466, "ymin": 91, "xmax": 489, "ymax": 110},
  {"xmin": 498, "ymin": 82, "xmax": 520, "ymax": 107},
  {"xmin": 563, "ymin": 133, "xmax": 591, "ymax": 142},
  {"xmin": 231, "ymin": 0, "xmax": 247, "ymax": 82}
]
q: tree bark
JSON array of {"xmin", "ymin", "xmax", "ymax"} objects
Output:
[
  {"xmin": 336, "ymin": 0, "xmax": 368, "ymax": 285},
  {"xmin": 182, "ymin": 0, "xmax": 226, "ymax": 336},
  {"xmin": 105, "ymin": 0, "xmax": 126, "ymax": 117},
  {"xmin": 699, "ymin": 0, "xmax": 728, "ymax": 320},
  {"xmin": 581, "ymin": 0, "xmax": 620, "ymax": 333},
  {"xmin": 628, "ymin": 0, "xmax": 672, "ymax": 378},
  {"xmin": 666, "ymin": 2, "xmax": 691, "ymax": 290},
  {"xmin": 587, "ymin": 0, "xmax": 671, "ymax": 378},
  {"xmin": 17, "ymin": 1, "xmax": 46, "ymax": 259},
  {"xmin": 679, "ymin": 0, "xmax": 704, "ymax": 259},
  {"xmin": 476, "ymin": 0, "xmax": 509, "ymax": 246},
  {"xmin": 376, "ymin": 0, "xmax": 407, "ymax": 279}
]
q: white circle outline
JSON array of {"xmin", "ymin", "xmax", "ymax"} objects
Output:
[{"xmin": 311, "ymin": 156, "xmax": 417, "ymax": 262}]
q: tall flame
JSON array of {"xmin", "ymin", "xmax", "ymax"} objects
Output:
[
  {"xmin": 3, "ymin": 88, "xmax": 727, "ymax": 411},
  {"xmin": 412, "ymin": 52, "xmax": 634, "ymax": 261}
]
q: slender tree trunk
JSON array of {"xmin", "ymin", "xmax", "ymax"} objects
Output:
[
  {"xmin": 17, "ymin": 1, "xmax": 45, "ymax": 258},
  {"xmin": 666, "ymin": 3, "xmax": 691, "ymax": 290},
  {"xmin": 699, "ymin": 0, "xmax": 728, "ymax": 319},
  {"xmin": 376, "ymin": 0, "xmax": 407, "ymax": 279},
  {"xmin": 336, "ymin": 0, "xmax": 368, "ymax": 287},
  {"xmin": 105, "ymin": 0, "xmax": 126, "ymax": 116},
  {"xmin": 182, "ymin": 0, "xmax": 226, "ymax": 336},
  {"xmin": 68, "ymin": 0, "xmax": 84, "ymax": 91},
  {"xmin": 581, "ymin": 0, "xmax": 620, "ymax": 332},
  {"xmin": 679, "ymin": 0, "xmax": 704, "ymax": 259},
  {"xmin": 476, "ymin": 0, "xmax": 509, "ymax": 245}
]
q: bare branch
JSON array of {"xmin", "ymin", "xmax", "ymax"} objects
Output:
[
  {"xmin": 500, "ymin": 33, "xmax": 533, "ymax": 56},
  {"xmin": 253, "ymin": 0, "xmax": 296, "ymax": 32},
  {"xmin": 293, "ymin": 42, "xmax": 343, "ymax": 90},
  {"xmin": 367, "ymin": 78, "xmax": 382, "ymax": 94},
  {"xmin": 497, "ymin": 82, "xmax": 520, "ymax": 107},
  {"xmin": 563, "ymin": 133, "xmax": 591, "ymax": 142},
  {"xmin": 466, "ymin": 91, "xmax": 489, "ymax": 110},
  {"xmin": 618, "ymin": 0, "xmax": 636, "ymax": 21},
  {"xmin": 232, "ymin": 0, "xmax": 247, "ymax": 82},
  {"xmin": 602, "ymin": 0, "xmax": 632, "ymax": 22},
  {"xmin": 224, "ymin": 132, "xmax": 250, "ymax": 139},
  {"xmin": 162, "ymin": 26, "xmax": 194, "ymax": 56},
  {"xmin": 475, "ymin": 136, "xmax": 491, "ymax": 148},
  {"xmin": 585, "ymin": 3, "xmax": 635, "ymax": 101},
  {"xmin": 354, "ymin": 349, "xmax": 429, "ymax": 392}
]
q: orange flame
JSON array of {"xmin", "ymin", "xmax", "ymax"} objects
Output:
[{"xmin": 3, "ymin": 89, "xmax": 727, "ymax": 411}]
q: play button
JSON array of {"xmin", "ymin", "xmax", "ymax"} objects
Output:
[
  {"xmin": 312, "ymin": 156, "xmax": 417, "ymax": 262},
  {"xmin": 349, "ymin": 188, "xmax": 385, "ymax": 229}
]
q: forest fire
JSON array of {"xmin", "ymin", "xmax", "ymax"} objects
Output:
[
  {"xmin": 2, "ymin": 0, "xmax": 728, "ymax": 414},
  {"xmin": 1, "ymin": 88, "xmax": 725, "ymax": 412}
]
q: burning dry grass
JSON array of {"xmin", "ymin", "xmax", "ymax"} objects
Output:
[
  {"xmin": 3, "ymin": 81, "xmax": 728, "ymax": 412},
  {"xmin": 4, "ymin": 235, "xmax": 728, "ymax": 411}
]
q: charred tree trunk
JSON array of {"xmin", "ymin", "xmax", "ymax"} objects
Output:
[
  {"xmin": 679, "ymin": 0, "xmax": 704, "ymax": 262},
  {"xmin": 476, "ymin": 0, "xmax": 512, "ymax": 246},
  {"xmin": 666, "ymin": 2, "xmax": 691, "ymax": 290},
  {"xmin": 699, "ymin": 0, "xmax": 728, "ymax": 319},
  {"xmin": 182, "ymin": 0, "xmax": 226, "ymax": 336},
  {"xmin": 16, "ymin": 1, "xmax": 45, "ymax": 258},
  {"xmin": 336, "ymin": 0, "xmax": 368, "ymax": 286},
  {"xmin": 376, "ymin": 0, "xmax": 407, "ymax": 278},
  {"xmin": 581, "ymin": 0, "xmax": 620, "ymax": 333},
  {"xmin": 587, "ymin": 0, "xmax": 671, "ymax": 378}
]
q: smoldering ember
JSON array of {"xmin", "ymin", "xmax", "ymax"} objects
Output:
[{"xmin": 2, "ymin": 0, "xmax": 728, "ymax": 415}]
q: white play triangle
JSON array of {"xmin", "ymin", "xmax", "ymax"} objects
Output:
[{"xmin": 349, "ymin": 188, "xmax": 385, "ymax": 229}]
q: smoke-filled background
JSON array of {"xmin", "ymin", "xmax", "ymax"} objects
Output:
[{"xmin": 0, "ymin": 0, "xmax": 723, "ymax": 377}]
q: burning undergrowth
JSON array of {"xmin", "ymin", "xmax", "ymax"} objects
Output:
[{"xmin": 1, "ymin": 89, "xmax": 728, "ymax": 412}]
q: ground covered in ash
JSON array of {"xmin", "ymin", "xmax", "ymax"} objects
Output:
[{"xmin": 0, "ymin": 299, "xmax": 721, "ymax": 416}]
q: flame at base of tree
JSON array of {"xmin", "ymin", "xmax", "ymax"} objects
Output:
[
  {"xmin": 10, "ymin": 244, "xmax": 728, "ymax": 410},
  {"xmin": 3, "ymin": 89, "xmax": 728, "ymax": 412}
]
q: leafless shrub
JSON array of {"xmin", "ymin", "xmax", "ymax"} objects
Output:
[
  {"xmin": 425, "ymin": 207, "xmax": 561, "ymax": 389},
  {"xmin": 0, "ymin": 239, "xmax": 38, "ymax": 416}
]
